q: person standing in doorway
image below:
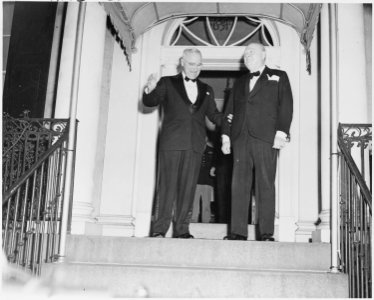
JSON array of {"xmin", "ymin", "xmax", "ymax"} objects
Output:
[
  {"xmin": 221, "ymin": 42, "xmax": 293, "ymax": 241},
  {"xmin": 191, "ymin": 132, "xmax": 217, "ymax": 223},
  {"xmin": 143, "ymin": 48, "xmax": 222, "ymax": 238}
]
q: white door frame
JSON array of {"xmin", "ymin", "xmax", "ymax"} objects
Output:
[{"xmin": 133, "ymin": 18, "xmax": 319, "ymax": 242}]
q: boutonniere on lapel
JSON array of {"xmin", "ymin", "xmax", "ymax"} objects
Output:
[
  {"xmin": 206, "ymin": 91, "xmax": 210, "ymax": 95},
  {"xmin": 267, "ymin": 74, "xmax": 280, "ymax": 82}
]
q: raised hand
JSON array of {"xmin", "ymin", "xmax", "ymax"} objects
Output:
[{"xmin": 146, "ymin": 73, "xmax": 159, "ymax": 93}]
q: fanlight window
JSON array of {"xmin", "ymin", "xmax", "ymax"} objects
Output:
[{"xmin": 170, "ymin": 16, "xmax": 274, "ymax": 47}]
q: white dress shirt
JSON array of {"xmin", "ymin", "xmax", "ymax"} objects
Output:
[
  {"xmin": 249, "ymin": 65, "xmax": 266, "ymax": 91},
  {"xmin": 183, "ymin": 72, "xmax": 198, "ymax": 103}
]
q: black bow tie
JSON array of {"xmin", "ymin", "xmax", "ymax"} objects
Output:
[
  {"xmin": 249, "ymin": 71, "xmax": 260, "ymax": 79},
  {"xmin": 185, "ymin": 77, "xmax": 197, "ymax": 83}
]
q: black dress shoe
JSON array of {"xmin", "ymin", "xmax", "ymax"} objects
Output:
[
  {"xmin": 223, "ymin": 233, "xmax": 247, "ymax": 240},
  {"xmin": 175, "ymin": 233, "xmax": 194, "ymax": 239},
  {"xmin": 151, "ymin": 232, "xmax": 165, "ymax": 238},
  {"xmin": 260, "ymin": 234, "xmax": 274, "ymax": 241}
]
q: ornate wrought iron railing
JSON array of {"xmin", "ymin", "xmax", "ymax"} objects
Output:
[
  {"xmin": 2, "ymin": 114, "xmax": 75, "ymax": 275},
  {"xmin": 338, "ymin": 123, "xmax": 372, "ymax": 298},
  {"xmin": 3, "ymin": 113, "xmax": 69, "ymax": 193}
]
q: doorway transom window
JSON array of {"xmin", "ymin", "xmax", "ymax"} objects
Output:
[{"xmin": 170, "ymin": 16, "xmax": 274, "ymax": 47}]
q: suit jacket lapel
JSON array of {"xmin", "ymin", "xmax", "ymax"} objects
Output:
[
  {"xmin": 193, "ymin": 80, "xmax": 207, "ymax": 112},
  {"xmin": 172, "ymin": 73, "xmax": 207, "ymax": 113},
  {"xmin": 249, "ymin": 66, "xmax": 269, "ymax": 99},
  {"xmin": 244, "ymin": 75, "xmax": 250, "ymax": 100},
  {"xmin": 172, "ymin": 73, "xmax": 191, "ymax": 106}
]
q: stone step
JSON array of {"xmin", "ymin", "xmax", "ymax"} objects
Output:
[
  {"xmin": 167, "ymin": 223, "xmax": 279, "ymax": 240},
  {"xmin": 42, "ymin": 262, "xmax": 348, "ymax": 298},
  {"xmin": 65, "ymin": 235, "xmax": 331, "ymax": 271}
]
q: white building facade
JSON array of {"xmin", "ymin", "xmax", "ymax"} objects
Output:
[{"xmin": 52, "ymin": 2, "xmax": 371, "ymax": 243}]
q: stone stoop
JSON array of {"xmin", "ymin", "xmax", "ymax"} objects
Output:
[
  {"xmin": 41, "ymin": 235, "xmax": 349, "ymax": 298},
  {"xmin": 177, "ymin": 223, "xmax": 279, "ymax": 240}
]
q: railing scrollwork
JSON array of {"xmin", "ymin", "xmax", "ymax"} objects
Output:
[
  {"xmin": 338, "ymin": 123, "xmax": 372, "ymax": 298},
  {"xmin": 2, "ymin": 114, "xmax": 77, "ymax": 275},
  {"xmin": 3, "ymin": 113, "xmax": 69, "ymax": 194}
]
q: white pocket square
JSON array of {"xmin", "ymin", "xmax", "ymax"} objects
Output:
[{"xmin": 267, "ymin": 74, "xmax": 280, "ymax": 82}]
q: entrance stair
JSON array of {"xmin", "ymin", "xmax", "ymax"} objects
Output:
[{"xmin": 41, "ymin": 231, "xmax": 348, "ymax": 297}]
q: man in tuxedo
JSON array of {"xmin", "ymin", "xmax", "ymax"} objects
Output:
[
  {"xmin": 221, "ymin": 43, "xmax": 293, "ymax": 241},
  {"xmin": 143, "ymin": 48, "xmax": 222, "ymax": 238}
]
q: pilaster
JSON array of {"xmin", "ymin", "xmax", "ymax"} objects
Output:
[
  {"xmin": 314, "ymin": 4, "xmax": 331, "ymax": 243},
  {"xmin": 64, "ymin": 2, "xmax": 107, "ymax": 234},
  {"xmin": 295, "ymin": 24, "xmax": 319, "ymax": 243},
  {"xmin": 276, "ymin": 22, "xmax": 301, "ymax": 242},
  {"xmin": 54, "ymin": 3, "xmax": 79, "ymax": 118},
  {"xmin": 132, "ymin": 24, "xmax": 167, "ymax": 237}
]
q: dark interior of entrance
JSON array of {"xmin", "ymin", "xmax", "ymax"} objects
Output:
[{"xmin": 191, "ymin": 70, "xmax": 256, "ymax": 225}]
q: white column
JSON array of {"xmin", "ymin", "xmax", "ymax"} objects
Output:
[
  {"xmin": 337, "ymin": 4, "xmax": 370, "ymax": 178},
  {"xmin": 338, "ymin": 4, "xmax": 368, "ymax": 123},
  {"xmin": 295, "ymin": 34, "xmax": 319, "ymax": 243},
  {"xmin": 57, "ymin": 1, "xmax": 86, "ymax": 261},
  {"xmin": 132, "ymin": 24, "xmax": 166, "ymax": 237},
  {"xmin": 90, "ymin": 27, "xmax": 114, "ymax": 218},
  {"xmin": 97, "ymin": 30, "xmax": 141, "ymax": 237},
  {"xmin": 44, "ymin": 3, "xmax": 65, "ymax": 118},
  {"xmin": 54, "ymin": 3, "xmax": 79, "ymax": 118},
  {"xmin": 69, "ymin": 3, "xmax": 107, "ymax": 234},
  {"xmin": 313, "ymin": 4, "xmax": 331, "ymax": 243},
  {"xmin": 330, "ymin": 3, "xmax": 340, "ymax": 273},
  {"xmin": 276, "ymin": 23, "xmax": 300, "ymax": 242}
]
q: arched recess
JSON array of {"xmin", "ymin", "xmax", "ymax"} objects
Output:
[
  {"xmin": 133, "ymin": 15, "xmax": 319, "ymax": 242},
  {"xmin": 159, "ymin": 17, "xmax": 287, "ymax": 238}
]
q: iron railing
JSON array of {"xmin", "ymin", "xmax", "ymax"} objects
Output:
[
  {"xmin": 2, "ymin": 114, "xmax": 75, "ymax": 275},
  {"xmin": 3, "ymin": 113, "xmax": 69, "ymax": 193},
  {"xmin": 338, "ymin": 123, "xmax": 372, "ymax": 298}
]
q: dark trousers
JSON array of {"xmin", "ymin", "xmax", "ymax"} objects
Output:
[
  {"xmin": 215, "ymin": 153, "xmax": 232, "ymax": 223},
  {"xmin": 231, "ymin": 133, "xmax": 277, "ymax": 237},
  {"xmin": 152, "ymin": 149, "xmax": 202, "ymax": 236}
]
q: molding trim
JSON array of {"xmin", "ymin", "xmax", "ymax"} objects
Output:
[
  {"xmin": 312, "ymin": 209, "xmax": 331, "ymax": 242},
  {"xmin": 96, "ymin": 214, "xmax": 135, "ymax": 225},
  {"xmin": 72, "ymin": 201, "xmax": 95, "ymax": 219},
  {"xmin": 96, "ymin": 214, "xmax": 135, "ymax": 237},
  {"xmin": 295, "ymin": 221, "xmax": 317, "ymax": 242}
]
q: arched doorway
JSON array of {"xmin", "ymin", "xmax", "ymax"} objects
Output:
[
  {"xmin": 160, "ymin": 17, "xmax": 282, "ymax": 237},
  {"xmin": 133, "ymin": 14, "xmax": 318, "ymax": 242}
]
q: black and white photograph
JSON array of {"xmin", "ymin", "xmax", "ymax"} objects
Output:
[{"xmin": 2, "ymin": 0, "xmax": 372, "ymax": 298}]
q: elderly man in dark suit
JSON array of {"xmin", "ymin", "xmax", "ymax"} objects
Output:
[
  {"xmin": 143, "ymin": 48, "xmax": 222, "ymax": 238},
  {"xmin": 221, "ymin": 43, "xmax": 293, "ymax": 241}
]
